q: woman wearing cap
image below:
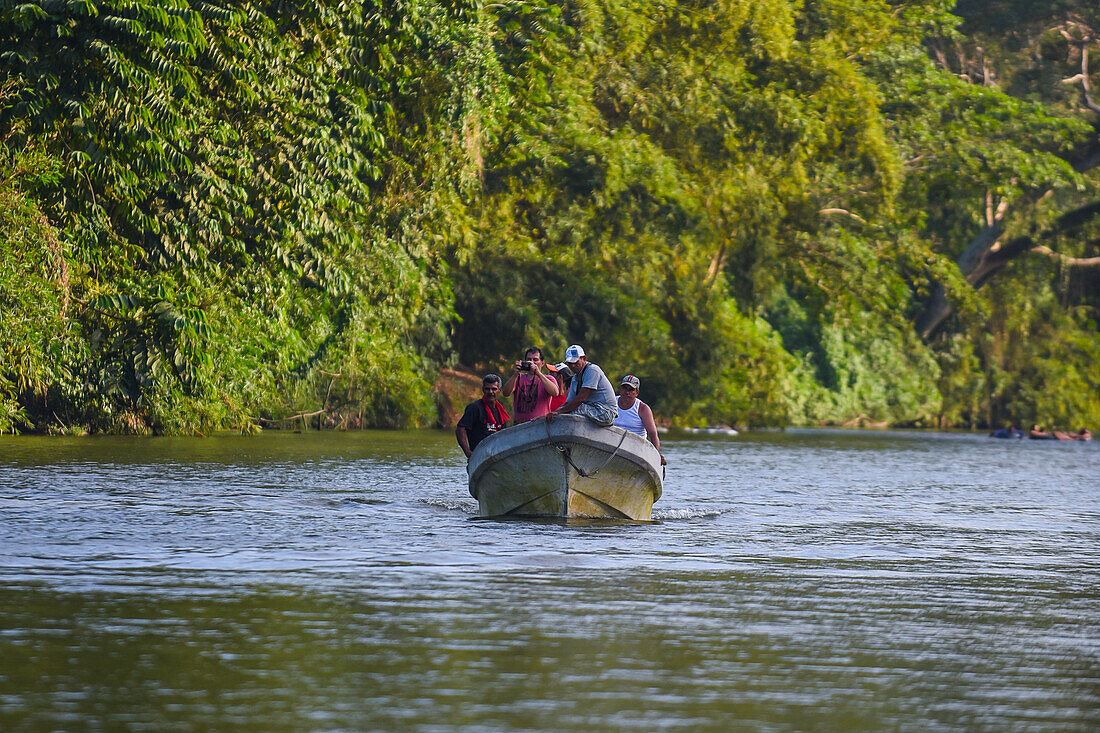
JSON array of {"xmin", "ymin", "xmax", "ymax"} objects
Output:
[
  {"xmin": 548, "ymin": 362, "xmax": 569, "ymax": 412},
  {"xmin": 613, "ymin": 374, "xmax": 665, "ymax": 463}
]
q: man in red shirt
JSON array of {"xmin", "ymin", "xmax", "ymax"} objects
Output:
[
  {"xmin": 501, "ymin": 347, "xmax": 561, "ymax": 424},
  {"xmin": 456, "ymin": 374, "xmax": 511, "ymax": 458}
]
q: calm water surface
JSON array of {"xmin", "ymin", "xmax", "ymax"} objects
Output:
[{"xmin": 0, "ymin": 429, "xmax": 1097, "ymax": 731}]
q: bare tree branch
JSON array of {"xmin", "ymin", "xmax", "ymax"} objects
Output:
[
  {"xmin": 918, "ymin": 166, "xmax": 1100, "ymax": 340},
  {"xmin": 704, "ymin": 244, "xmax": 726, "ymax": 286},
  {"xmin": 819, "ymin": 208, "xmax": 867, "ymax": 224},
  {"xmin": 1030, "ymin": 245, "xmax": 1100, "ymax": 266},
  {"xmin": 1061, "ymin": 36, "xmax": 1100, "ymax": 114},
  {"xmin": 256, "ymin": 409, "xmax": 327, "ymax": 423}
]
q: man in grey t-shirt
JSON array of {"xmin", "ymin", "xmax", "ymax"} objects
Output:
[{"xmin": 546, "ymin": 344, "xmax": 618, "ymax": 426}]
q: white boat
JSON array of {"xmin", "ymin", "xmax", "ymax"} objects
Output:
[{"xmin": 467, "ymin": 414, "xmax": 663, "ymax": 520}]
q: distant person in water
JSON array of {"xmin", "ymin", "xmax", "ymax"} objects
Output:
[
  {"xmin": 613, "ymin": 374, "xmax": 665, "ymax": 464},
  {"xmin": 456, "ymin": 374, "xmax": 511, "ymax": 459},
  {"xmin": 501, "ymin": 346, "xmax": 561, "ymax": 424},
  {"xmin": 1029, "ymin": 424, "xmax": 1056, "ymax": 440},
  {"xmin": 546, "ymin": 345, "xmax": 618, "ymax": 427},
  {"xmin": 990, "ymin": 424, "xmax": 1024, "ymax": 439},
  {"xmin": 1053, "ymin": 427, "xmax": 1092, "ymax": 441}
]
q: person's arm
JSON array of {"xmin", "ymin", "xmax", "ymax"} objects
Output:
[
  {"xmin": 456, "ymin": 403, "xmax": 478, "ymax": 457},
  {"xmin": 546, "ymin": 387, "xmax": 593, "ymax": 421},
  {"xmin": 456, "ymin": 427, "xmax": 472, "ymax": 458},
  {"xmin": 639, "ymin": 402, "xmax": 660, "ymax": 451},
  {"xmin": 501, "ymin": 363, "xmax": 521, "ymax": 397},
  {"xmin": 531, "ymin": 362, "xmax": 560, "ymax": 396},
  {"xmin": 638, "ymin": 402, "xmax": 666, "ymax": 465}
]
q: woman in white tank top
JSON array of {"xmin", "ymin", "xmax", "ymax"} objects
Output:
[{"xmin": 613, "ymin": 374, "xmax": 664, "ymax": 464}]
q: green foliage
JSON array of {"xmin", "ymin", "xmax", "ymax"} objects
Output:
[
  {"xmin": 0, "ymin": 0, "xmax": 496, "ymax": 432},
  {"xmin": 0, "ymin": 129, "xmax": 81, "ymax": 433},
  {"xmin": 907, "ymin": 0, "xmax": 1100, "ymax": 429},
  {"xmin": 1, "ymin": 0, "xmax": 1097, "ymax": 432},
  {"xmin": 936, "ymin": 265, "xmax": 1100, "ymax": 430}
]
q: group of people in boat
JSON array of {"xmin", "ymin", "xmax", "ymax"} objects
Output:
[
  {"xmin": 455, "ymin": 344, "xmax": 664, "ymax": 463},
  {"xmin": 990, "ymin": 424, "xmax": 1092, "ymax": 441}
]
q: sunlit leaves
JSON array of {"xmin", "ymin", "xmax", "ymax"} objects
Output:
[
  {"xmin": 0, "ymin": 0, "xmax": 492, "ymax": 431},
  {"xmin": 3, "ymin": 0, "xmax": 1097, "ymax": 432}
]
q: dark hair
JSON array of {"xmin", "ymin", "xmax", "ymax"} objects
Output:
[
  {"xmin": 524, "ymin": 346, "xmax": 543, "ymax": 359},
  {"xmin": 482, "ymin": 373, "xmax": 502, "ymax": 387}
]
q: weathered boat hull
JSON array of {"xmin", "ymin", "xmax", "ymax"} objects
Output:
[{"xmin": 467, "ymin": 414, "xmax": 662, "ymax": 520}]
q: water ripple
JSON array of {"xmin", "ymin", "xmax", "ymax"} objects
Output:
[{"xmin": 0, "ymin": 429, "xmax": 1097, "ymax": 731}]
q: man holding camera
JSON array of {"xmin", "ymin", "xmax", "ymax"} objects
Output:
[{"xmin": 502, "ymin": 347, "xmax": 561, "ymax": 424}]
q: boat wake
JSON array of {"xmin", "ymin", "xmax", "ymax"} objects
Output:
[
  {"xmin": 651, "ymin": 507, "xmax": 725, "ymax": 521},
  {"xmin": 419, "ymin": 497, "xmax": 478, "ymax": 515},
  {"xmin": 417, "ymin": 498, "xmax": 724, "ymax": 522}
]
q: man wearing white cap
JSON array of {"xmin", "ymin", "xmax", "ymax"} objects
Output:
[{"xmin": 546, "ymin": 345, "xmax": 618, "ymax": 427}]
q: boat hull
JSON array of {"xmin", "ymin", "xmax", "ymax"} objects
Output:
[{"xmin": 467, "ymin": 414, "xmax": 662, "ymax": 520}]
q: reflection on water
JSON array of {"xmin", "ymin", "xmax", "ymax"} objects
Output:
[{"xmin": 1, "ymin": 429, "xmax": 1097, "ymax": 730}]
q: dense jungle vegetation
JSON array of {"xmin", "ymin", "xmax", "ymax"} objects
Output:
[{"xmin": 1, "ymin": 0, "xmax": 1098, "ymax": 434}]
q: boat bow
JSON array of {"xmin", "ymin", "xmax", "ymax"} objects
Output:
[{"xmin": 467, "ymin": 414, "xmax": 662, "ymax": 519}]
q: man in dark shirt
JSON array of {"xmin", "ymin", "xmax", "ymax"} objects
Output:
[{"xmin": 456, "ymin": 374, "xmax": 511, "ymax": 458}]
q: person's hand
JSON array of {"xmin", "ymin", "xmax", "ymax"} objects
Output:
[
  {"xmin": 512, "ymin": 361, "xmax": 522, "ymax": 374},
  {"xmin": 530, "ymin": 360, "xmax": 542, "ymax": 374},
  {"xmin": 546, "ymin": 412, "xmax": 556, "ymax": 424},
  {"xmin": 660, "ymin": 454, "xmax": 667, "ymax": 466}
]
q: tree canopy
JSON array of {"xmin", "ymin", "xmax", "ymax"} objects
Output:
[{"xmin": 1, "ymin": 0, "xmax": 1097, "ymax": 434}]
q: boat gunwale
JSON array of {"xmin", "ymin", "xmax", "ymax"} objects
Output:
[{"xmin": 468, "ymin": 417, "xmax": 661, "ymax": 499}]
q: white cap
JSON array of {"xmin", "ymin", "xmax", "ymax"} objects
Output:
[{"xmin": 564, "ymin": 344, "xmax": 585, "ymax": 363}]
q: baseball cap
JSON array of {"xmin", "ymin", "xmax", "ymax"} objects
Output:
[
  {"xmin": 620, "ymin": 374, "xmax": 640, "ymax": 389},
  {"xmin": 564, "ymin": 344, "xmax": 585, "ymax": 363}
]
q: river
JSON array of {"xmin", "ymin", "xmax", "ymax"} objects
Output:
[{"xmin": 1, "ymin": 428, "xmax": 1097, "ymax": 730}]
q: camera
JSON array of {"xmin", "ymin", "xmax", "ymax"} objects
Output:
[{"xmin": 520, "ymin": 361, "xmax": 532, "ymax": 371}]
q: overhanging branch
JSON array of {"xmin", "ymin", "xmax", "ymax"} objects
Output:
[
  {"xmin": 1030, "ymin": 244, "xmax": 1100, "ymax": 266},
  {"xmin": 1061, "ymin": 34, "xmax": 1100, "ymax": 114}
]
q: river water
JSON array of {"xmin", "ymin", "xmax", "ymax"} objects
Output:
[{"xmin": 0, "ymin": 429, "xmax": 1096, "ymax": 731}]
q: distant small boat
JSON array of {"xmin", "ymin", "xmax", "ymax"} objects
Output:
[
  {"xmin": 683, "ymin": 426, "xmax": 739, "ymax": 435},
  {"xmin": 468, "ymin": 414, "xmax": 662, "ymax": 520}
]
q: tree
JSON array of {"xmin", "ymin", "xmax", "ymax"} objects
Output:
[
  {"xmin": 0, "ymin": 0, "xmax": 504, "ymax": 432},
  {"xmin": 912, "ymin": 0, "xmax": 1100, "ymax": 339}
]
